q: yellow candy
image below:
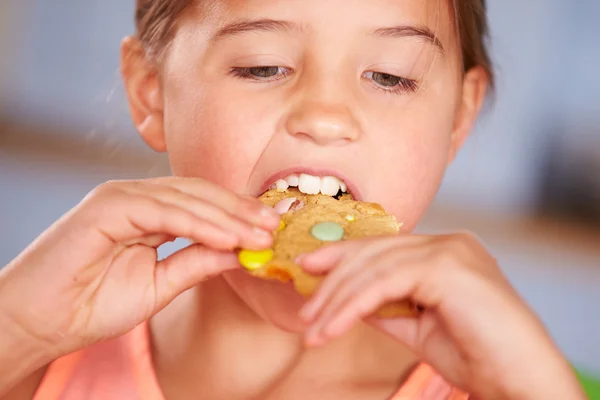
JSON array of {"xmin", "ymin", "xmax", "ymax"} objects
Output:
[
  {"xmin": 277, "ymin": 220, "xmax": 286, "ymax": 231},
  {"xmin": 238, "ymin": 249, "xmax": 274, "ymax": 271},
  {"xmin": 345, "ymin": 214, "xmax": 356, "ymax": 222}
]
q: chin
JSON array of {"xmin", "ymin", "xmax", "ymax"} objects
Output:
[{"xmin": 223, "ymin": 270, "xmax": 308, "ymax": 333}]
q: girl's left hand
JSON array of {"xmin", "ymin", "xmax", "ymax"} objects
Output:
[{"xmin": 297, "ymin": 233, "xmax": 586, "ymax": 400}]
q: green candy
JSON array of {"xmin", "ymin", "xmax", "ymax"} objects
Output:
[{"xmin": 311, "ymin": 222, "xmax": 345, "ymax": 242}]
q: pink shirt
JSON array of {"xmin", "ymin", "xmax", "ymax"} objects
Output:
[{"xmin": 33, "ymin": 322, "xmax": 468, "ymax": 400}]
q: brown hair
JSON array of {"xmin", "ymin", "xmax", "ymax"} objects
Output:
[{"xmin": 135, "ymin": 0, "xmax": 494, "ymax": 88}]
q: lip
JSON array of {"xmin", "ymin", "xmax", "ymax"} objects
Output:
[{"xmin": 257, "ymin": 167, "xmax": 363, "ymax": 200}]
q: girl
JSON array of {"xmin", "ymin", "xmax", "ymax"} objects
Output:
[{"xmin": 0, "ymin": 0, "xmax": 586, "ymax": 399}]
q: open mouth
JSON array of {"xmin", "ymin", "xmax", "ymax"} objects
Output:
[{"xmin": 263, "ymin": 171, "xmax": 358, "ymax": 200}]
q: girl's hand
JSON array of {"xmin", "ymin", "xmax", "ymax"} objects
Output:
[
  {"xmin": 298, "ymin": 233, "xmax": 586, "ymax": 400},
  {"xmin": 0, "ymin": 177, "xmax": 279, "ymax": 360}
]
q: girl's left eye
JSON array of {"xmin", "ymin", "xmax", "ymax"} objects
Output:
[
  {"xmin": 230, "ymin": 66, "xmax": 290, "ymax": 80},
  {"xmin": 363, "ymin": 71, "xmax": 418, "ymax": 93}
]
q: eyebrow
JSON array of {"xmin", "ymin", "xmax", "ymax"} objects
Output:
[
  {"xmin": 211, "ymin": 19, "xmax": 303, "ymax": 41},
  {"xmin": 370, "ymin": 25, "xmax": 444, "ymax": 52},
  {"xmin": 211, "ymin": 18, "xmax": 443, "ymax": 52}
]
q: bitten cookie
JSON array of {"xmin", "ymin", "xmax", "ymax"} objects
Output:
[{"xmin": 238, "ymin": 188, "xmax": 419, "ymax": 318}]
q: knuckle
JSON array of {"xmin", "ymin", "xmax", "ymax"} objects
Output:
[
  {"xmin": 86, "ymin": 182, "xmax": 112, "ymax": 200},
  {"xmin": 85, "ymin": 180, "xmax": 130, "ymax": 203},
  {"xmin": 380, "ymin": 278, "xmax": 401, "ymax": 302},
  {"xmin": 237, "ymin": 198, "xmax": 260, "ymax": 217},
  {"xmin": 428, "ymin": 244, "xmax": 449, "ymax": 264},
  {"xmin": 457, "ymin": 230, "xmax": 481, "ymax": 246},
  {"xmin": 368, "ymin": 265, "xmax": 390, "ymax": 284},
  {"xmin": 78, "ymin": 182, "xmax": 123, "ymax": 220},
  {"xmin": 431, "ymin": 252, "xmax": 452, "ymax": 277},
  {"xmin": 139, "ymin": 195, "xmax": 164, "ymax": 214},
  {"xmin": 427, "ymin": 245, "xmax": 461, "ymax": 279},
  {"xmin": 442, "ymin": 231, "xmax": 478, "ymax": 256}
]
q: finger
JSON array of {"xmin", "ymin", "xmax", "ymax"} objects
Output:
[
  {"xmin": 299, "ymin": 237, "xmax": 414, "ymax": 322},
  {"xmin": 123, "ymin": 185, "xmax": 273, "ymax": 250},
  {"xmin": 297, "ymin": 240, "xmax": 362, "ymax": 273},
  {"xmin": 306, "ymin": 243, "xmax": 431, "ymax": 328},
  {"xmin": 310, "ymin": 263, "xmax": 423, "ymax": 345},
  {"xmin": 123, "ymin": 234, "xmax": 176, "ymax": 248},
  {"xmin": 298, "ymin": 242, "xmax": 372, "ymax": 321},
  {"xmin": 299, "ymin": 235, "xmax": 425, "ymax": 274},
  {"xmin": 92, "ymin": 194, "xmax": 239, "ymax": 251},
  {"xmin": 154, "ymin": 244, "xmax": 240, "ymax": 309},
  {"xmin": 146, "ymin": 177, "xmax": 280, "ymax": 230},
  {"xmin": 305, "ymin": 248, "xmax": 402, "ymax": 330}
]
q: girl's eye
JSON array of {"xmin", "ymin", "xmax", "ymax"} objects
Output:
[
  {"xmin": 230, "ymin": 66, "xmax": 289, "ymax": 80},
  {"xmin": 372, "ymin": 72, "xmax": 401, "ymax": 87},
  {"xmin": 247, "ymin": 66, "xmax": 280, "ymax": 78},
  {"xmin": 363, "ymin": 71, "xmax": 418, "ymax": 93}
]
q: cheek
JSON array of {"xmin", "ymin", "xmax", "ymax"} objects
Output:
[
  {"xmin": 366, "ymin": 98, "xmax": 456, "ymax": 229},
  {"xmin": 163, "ymin": 83, "xmax": 277, "ymax": 192}
]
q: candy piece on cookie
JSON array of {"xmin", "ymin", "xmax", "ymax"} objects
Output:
[
  {"xmin": 277, "ymin": 220, "xmax": 286, "ymax": 231},
  {"xmin": 241, "ymin": 188, "xmax": 419, "ymax": 318},
  {"xmin": 238, "ymin": 249, "xmax": 274, "ymax": 271},
  {"xmin": 311, "ymin": 222, "xmax": 345, "ymax": 242}
]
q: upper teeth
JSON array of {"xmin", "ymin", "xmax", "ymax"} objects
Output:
[{"xmin": 271, "ymin": 173, "xmax": 348, "ymax": 196}]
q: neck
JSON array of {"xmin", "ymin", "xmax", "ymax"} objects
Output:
[{"xmin": 150, "ymin": 276, "xmax": 417, "ymax": 398}]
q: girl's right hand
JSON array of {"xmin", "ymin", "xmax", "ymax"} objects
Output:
[{"xmin": 0, "ymin": 177, "xmax": 279, "ymax": 360}]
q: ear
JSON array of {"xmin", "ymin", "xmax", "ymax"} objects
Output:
[
  {"xmin": 120, "ymin": 36, "xmax": 166, "ymax": 152},
  {"xmin": 448, "ymin": 66, "xmax": 489, "ymax": 164}
]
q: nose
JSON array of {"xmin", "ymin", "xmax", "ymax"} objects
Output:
[{"xmin": 285, "ymin": 78, "xmax": 362, "ymax": 146}]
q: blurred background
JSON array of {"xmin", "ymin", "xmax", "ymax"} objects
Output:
[{"xmin": 1, "ymin": 0, "xmax": 599, "ymax": 391}]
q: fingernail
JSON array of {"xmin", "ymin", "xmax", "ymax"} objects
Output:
[
  {"xmin": 253, "ymin": 227, "xmax": 272, "ymax": 242},
  {"xmin": 307, "ymin": 326, "xmax": 329, "ymax": 348},
  {"xmin": 260, "ymin": 206, "xmax": 278, "ymax": 218},
  {"xmin": 295, "ymin": 254, "xmax": 307, "ymax": 265},
  {"xmin": 259, "ymin": 207, "xmax": 280, "ymax": 226}
]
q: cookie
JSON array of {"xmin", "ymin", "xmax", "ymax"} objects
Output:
[{"xmin": 240, "ymin": 188, "xmax": 419, "ymax": 318}]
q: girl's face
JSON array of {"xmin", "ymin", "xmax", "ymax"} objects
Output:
[{"xmin": 124, "ymin": 0, "xmax": 487, "ymax": 332}]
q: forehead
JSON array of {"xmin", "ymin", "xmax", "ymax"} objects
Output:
[{"xmin": 190, "ymin": 0, "xmax": 457, "ymax": 49}]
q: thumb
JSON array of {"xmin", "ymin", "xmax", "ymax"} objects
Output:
[{"xmin": 154, "ymin": 244, "xmax": 240, "ymax": 309}]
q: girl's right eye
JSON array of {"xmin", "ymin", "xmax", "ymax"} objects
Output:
[{"xmin": 230, "ymin": 66, "xmax": 290, "ymax": 81}]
